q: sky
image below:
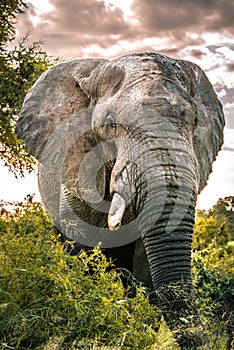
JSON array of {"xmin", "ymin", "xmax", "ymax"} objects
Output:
[{"xmin": 1, "ymin": 0, "xmax": 234, "ymax": 209}]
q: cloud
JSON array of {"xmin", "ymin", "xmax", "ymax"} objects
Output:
[
  {"xmin": 197, "ymin": 128, "xmax": 234, "ymax": 209},
  {"xmin": 225, "ymin": 102, "xmax": 234, "ymax": 110},
  {"xmin": 132, "ymin": 0, "xmax": 201, "ymax": 34},
  {"xmin": 42, "ymin": 0, "xmax": 130, "ymax": 37},
  {"xmin": 220, "ymin": 88, "xmax": 234, "ymax": 129},
  {"xmin": 197, "ymin": 147, "xmax": 234, "ymax": 209},
  {"xmin": 15, "ymin": 0, "xmax": 139, "ymax": 58},
  {"xmin": 226, "ymin": 62, "xmax": 234, "ymax": 72},
  {"xmin": 14, "ymin": 0, "xmax": 234, "ymax": 64},
  {"xmin": 132, "ymin": 0, "xmax": 234, "ymax": 37},
  {"xmin": 15, "ymin": 3, "xmax": 35, "ymax": 36},
  {"xmin": 222, "ymin": 146, "xmax": 234, "ymax": 152},
  {"xmin": 217, "ymin": 89, "xmax": 226, "ymax": 98},
  {"xmin": 222, "ymin": 128, "xmax": 234, "ymax": 151},
  {"xmin": 187, "ymin": 49, "xmax": 206, "ymax": 60}
]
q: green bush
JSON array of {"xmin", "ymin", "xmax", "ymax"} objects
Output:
[
  {"xmin": 0, "ymin": 197, "xmax": 233, "ymax": 349},
  {"xmin": 193, "ymin": 202, "xmax": 234, "ymax": 350},
  {"xmin": 0, "ymin": 198, "xmax": 173, "ymax": 349}
]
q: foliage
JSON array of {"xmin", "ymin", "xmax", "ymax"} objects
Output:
[
  {"xmin": 0, "ymin": 0, "xmax": 26, "ymax": 44},
  {"xmin": 0, "ymin": 1, "xmax": 53, "ymax": 174},
  {"xmin": 208, "ymin": 196, "xmax": 234, "ymax": 236},
  {"xmin": 193, "ymin": 197, "xmax": 234, "ymax": 350},
  {"xmin": 193, "ymin": 196, "xmax": 234, "ymax": 250},
  {"xmin": 0, "ymin": 197, "xmax": 167, "ymax": 349},
  {"xmin": 0, "ymin": 196, "xmax": 233, "ymax": 349}
]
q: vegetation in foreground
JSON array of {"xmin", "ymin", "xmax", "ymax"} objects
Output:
[{"xmin": 0, "ymin": 196, "xmax": 233, "ymax": 349}]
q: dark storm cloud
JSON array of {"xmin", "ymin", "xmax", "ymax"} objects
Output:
[
  {"xmin": 15, "ymin": 0, "xmax": 234, "ymax": 72},
  {"xmin": 132, "ymin": 0, "xmax": 234, "ymax": 36},
  {"xmin": 132, "ymin": 0, "xmax": 200, "ymax": 33},
  {"xmin": 226, "ymin": 63, "xmax": 234, "ymax": 72},
  {"xmin": 43, "ymin": 0, "xmax": 130, "ymax": 37},
  {"xmin": 188, "ymin": 49, "xmax": 206, "ymax": 60},
  {"xmin": 16, "ymin": 0, "xmax": 141, "ymax": 58},
  {"xmin": 222, "ymin": 145, "xmax": 234, "ymax": 152}
]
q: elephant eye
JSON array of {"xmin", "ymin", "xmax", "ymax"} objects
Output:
[
  {"xmin": 96, "ymin": 113, "xmax": 117, "ymax": 140},
  {"xmin": 104, "ymin": 113, "xmax": 116, "ymax": 129}
]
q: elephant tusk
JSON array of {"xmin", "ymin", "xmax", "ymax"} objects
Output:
[{"xmin": 108, "ymin": 193, "xmax": 126, "ymax": 231}]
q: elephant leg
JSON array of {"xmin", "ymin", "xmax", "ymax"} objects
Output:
[
  {"xmin": 53, "ymin": 226, "xmax": 91, "ymax": 255},
  {"xmin": 103, "ymin": 242, "xmax": 136, "ymax": 294},
  {"xmin": 103, "ymin": 242, "xmax": 135, "ymax": 272}
]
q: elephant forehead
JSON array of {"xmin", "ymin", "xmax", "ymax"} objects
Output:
[{"xmin": 113, "ymin": 53, "xmax": 196, "ymax": 98}]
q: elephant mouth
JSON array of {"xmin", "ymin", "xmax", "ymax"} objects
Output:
[{"xmin": 108, "ymin": 192, "xmax": 126, "ymax": 230}]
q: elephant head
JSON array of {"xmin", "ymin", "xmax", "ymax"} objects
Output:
[{"xmin": 16, "ymin": 52, "xmax": 225, "ymax": 346}]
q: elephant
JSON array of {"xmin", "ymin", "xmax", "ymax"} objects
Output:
[{"xmin": 16, "ymin": 52, "xmax": 225, "ymax": 348}]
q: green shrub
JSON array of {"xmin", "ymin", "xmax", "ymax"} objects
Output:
[
  {"xmin": 0, "ymin": 198, "xmax": 165, "ymax": 349},
  {"xmin": 193, "ymin": 203, "xmax": 234, "ymax": 350},
  {"xmin": 0, "ymin": 197, "xmax": 233, "ymax": 349}
]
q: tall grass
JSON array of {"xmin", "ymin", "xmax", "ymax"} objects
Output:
[{"xmin": 0, "ymin": 197, "xmax": 233, "ymax": 349}]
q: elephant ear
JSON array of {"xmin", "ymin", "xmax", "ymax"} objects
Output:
[
  {"xmin": 16, "ymin": 58, "xmax": 109, "ymax": 203},
  {"xmin": 192, "ymin": 64, "xmax": 225, "ymax": 193},
  {"xmin": 16, "ymin": 59, "xmax": 107, "ymax": 160}
]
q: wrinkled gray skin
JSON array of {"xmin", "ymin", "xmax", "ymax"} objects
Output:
[{"xmin": 16, "ymin": 53, "xmax": 224, "ymax": 347}]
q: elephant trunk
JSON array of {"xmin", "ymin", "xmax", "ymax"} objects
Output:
[
  {"xmin": 139, "ymin": 164, "xmax": 196, "ymax": 291},
  {"xmin": 109, "ymin": 133, "xmax": 199, "ymax": 314},
  {"xmin": 139, "ymin": 169, "xmax": 196, "ymax": 286}
]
